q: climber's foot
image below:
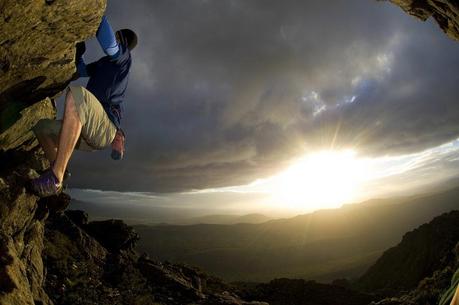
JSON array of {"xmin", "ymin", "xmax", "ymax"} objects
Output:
[
  {"xmin": 30, "ymin": 169, "xmax": 62, "ymax": 198},
  {"xmin": 49, "ymin": 161, "xmax": 71, "ymax": 188}
]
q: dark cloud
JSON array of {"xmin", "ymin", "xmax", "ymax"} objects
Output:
[{"xmin": 68, "ymin": 0, "xmax": 459, "ymax": 192}]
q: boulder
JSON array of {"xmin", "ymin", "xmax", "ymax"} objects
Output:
[{"xmin": 85, "ymin": 219, "xmax": 140, "ymax": 253}]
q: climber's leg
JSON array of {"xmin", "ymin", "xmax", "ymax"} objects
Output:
[
  {"xmin": 33, "ymin": 119, "xmax": 60, "ymax": 163},
  {"xmin": 52, "ymin": 89, "xmax": 82, "ymax": 183},
  {"xmin": 29, "ymin": 91, "xmax": 80, "ymax": 197},
  {"xmin": 51, "ymin": 85, "xmax": 117, "ymax": 182},
  {"xmin": 30, "ymin": 118, "xmax": 70, "ymax": 196},
  {"xmin": 31, "ymin": 86, "xmax": 116, "ymax": 197},
  {"xmin": 38, "ymin": 134, "xmax": 58, "ymax": 162}
]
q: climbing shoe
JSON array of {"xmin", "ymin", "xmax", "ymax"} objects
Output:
[
  {"xmin": 30, "ymin": 169, "xmax": 62, "ymax": 198},
  {"xmin": 50, "ymin": 161, "xmax": 71, "ymax": 187}
]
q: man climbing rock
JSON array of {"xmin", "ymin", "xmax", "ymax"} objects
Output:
[{"xmin": 30, "ymin": 16, "xmax": 137, "ymax": 197}]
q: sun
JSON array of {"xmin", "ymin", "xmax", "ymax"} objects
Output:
[{"xmin": 271, "ymin": 150, "xmax": 369, "ymax": 211}]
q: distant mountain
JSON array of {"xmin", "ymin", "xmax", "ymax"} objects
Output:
[
  {"xmin": 174, "ymin": 214, "xmax": 272, "ymax": 225},
  {"xmin": 70, "ymin": 199, "xmax": 273, "ymax": 225},
  {"xmin": 135, "ymin": 187, "xmax": 459, "ymax": 282}
]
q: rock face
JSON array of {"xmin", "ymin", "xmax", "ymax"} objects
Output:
[
  {"xmin": 0, "ymin": 0, "xmax": 106, "ymax": 150},
  {"xmin": 388, "ymin": 0, "xmax": 459, "ymax": 41},
  {"xmin": 0, "ymin": 147, "xmax": 73, "ymax": 305},
  {"xmin": 0, "ymin": 1, "xmax": 105, "ymax": 304},
  {"xmin": 85, "ymin": 219, "xmax": 139, "ymax": 253}
]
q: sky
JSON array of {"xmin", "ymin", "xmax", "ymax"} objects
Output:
[{"xmin": 66, "ymin": 0, "xmax": 459, "ymax": 215}]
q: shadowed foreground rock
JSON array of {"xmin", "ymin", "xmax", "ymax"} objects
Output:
[
  {"xmin": 358, "ymin": 211, "xmax": 459, "ymax": 296},
  {"xmin": 358, "ymin": 212, "xmax": 459, "ymax": 305},
  {"xmin": 44, "ymin": 210, "xmax": 269, "ymax": 305},
  {"xmin": 237, "ymin": 278, "xmax": 376, "ymax": 305}
]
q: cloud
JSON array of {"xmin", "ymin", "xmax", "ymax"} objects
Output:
[{"xmin": 67, "ymin": 0, "xmax": 459, "ymax": 192}]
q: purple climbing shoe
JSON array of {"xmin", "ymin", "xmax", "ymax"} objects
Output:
[{"xmin": 30, "ymin": 169, "xmax": 62, "ymax": 198}]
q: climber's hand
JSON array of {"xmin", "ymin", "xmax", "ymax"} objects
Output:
[{"xmin": 76, "ymin": 41, "xmax": 86, "ymax": 59}]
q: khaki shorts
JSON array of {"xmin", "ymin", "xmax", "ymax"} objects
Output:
[{"xmin": 33, "ymin": 86, "xmax": 117, "ymax": 151}]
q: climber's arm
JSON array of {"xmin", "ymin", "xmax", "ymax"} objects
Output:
[
  {"xmin": 76, "ymin": 58, "xmax": 88, "ymax": 78},
  {"xmin": 75, "ymin": 16, "xmax": 119, "ymax": 78},
  {"xmin": 74, "ymin": 42, "xmax": 89, "ymax": 78},
  {"xmin": 96, "ymin": 16, "xmax": 120, "ymax": 59},
  {"xmin": 76, "ymin": 57, "xmax": 98, "ymax": 78}
]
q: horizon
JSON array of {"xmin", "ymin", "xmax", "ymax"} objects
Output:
[
  {"xmin": 68, "ymin": 169, "xmax": 459, "ymax": 225},
  {"xmin": 69, "ymin": 139, "xmax": 459, "ymax": 221}
]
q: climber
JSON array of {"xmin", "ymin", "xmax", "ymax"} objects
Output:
[{"xmin": 30, "ymin": 15, "xmax": 137, "ymax": 197}]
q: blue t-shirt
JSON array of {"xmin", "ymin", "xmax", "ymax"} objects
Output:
[{"xmin": 85, "ymin": 43, "xmax": 131, "ymax": 129}]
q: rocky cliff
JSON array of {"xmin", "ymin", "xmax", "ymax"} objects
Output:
[
  {"xmin": 0, "ymin": 1, "xmax": 105, "ymax": 304},
  {"xmin": 388, "ymin": 0, "xmax": 459, "ymax": 41},
  {"xmin": 358, "ymin": 211, "xmax": 459, "ymax": 305},
  {"xmin": 0, "ymin": 0, "xmax": 103, "ymax": 250}
]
